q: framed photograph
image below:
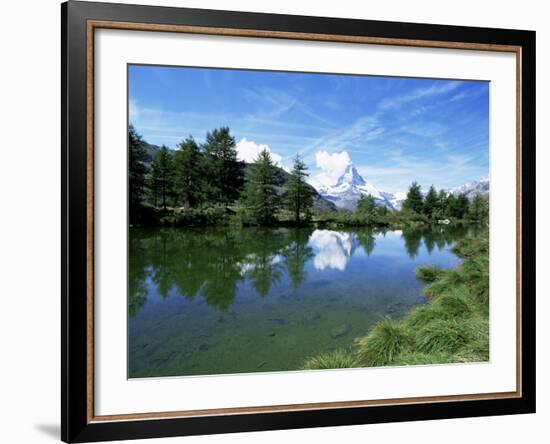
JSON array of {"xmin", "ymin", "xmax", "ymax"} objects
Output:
[{"xmin": 61, "ymin": 1, "xmax": 535, "ymax": 442}]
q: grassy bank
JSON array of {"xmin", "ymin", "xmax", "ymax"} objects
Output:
[{"xmin": 302, "ymin": 230, "xmax": 489, "ymax": 370}]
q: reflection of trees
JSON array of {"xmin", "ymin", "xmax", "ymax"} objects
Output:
[
  {"xmin": 128, "ymin": 224, "xmax": 479, "ymax": 317},
  {"xmin": 356, "ymin": 229, "xmax": 376, "ymax": 256},
  {"xmin": 240, "ymin": 231, "xmax": 285, "ymax": 297},
  {"xmin": 402, "ymin": 228, "xmax": 423, "ymax": 258},
  {"xmin": 128, "ymin": 228, "xmax": 309, "ymax": 315},
  {"xmin": 282, "ymin": 229, "xmax": 314, "ymax": 288},
  {"xmin": 401, "ymin": 224, "xmax": 471, "ymax": 258}
]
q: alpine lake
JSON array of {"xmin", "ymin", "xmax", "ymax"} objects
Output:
[{"xmin": 128, "ymin": 224, "xmax": 479, "ymax": 378}]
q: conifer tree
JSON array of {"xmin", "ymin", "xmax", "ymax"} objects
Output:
[
  {"xmin": 403, "ymin": 181, "xmax": 424, "ymax": 213},
  {"xmin": 173, "ymin": 136, "xmax": 205, "ymax": 208},
  {"xmin": 150, "ymin": 146, "xmax": 175, "ymax": 211},
  {"xmin": 448, "ymin": 193, "xmax": 469, "ymax": 219},
  {"xmin": 241, "ymin": 149, "xmax": 281, "ymax": 225},
  {"xmin": 203, "ymin": 127, "xmax": 244, "ymax": 204},
  {"xmin": 469, "ymin": 195, "xmax": 488, "ymax": 222},
  {"xmin": 357, "ymin": 194, "xmax": 377, "ymax": 216},
  {"xmin": 283, "ymin": 155, "xmax": 314, "ymax": 224},
  {"xmin": 436, "ymin": 189, "xmax": 449, "ymax": 218},
  {"xmin": 423, "ymin": 185, "xmax": 438, "ymax": 218},
  {"xmin": 128, "ymin": 125, "xmax": 149, "ymax": 224}
]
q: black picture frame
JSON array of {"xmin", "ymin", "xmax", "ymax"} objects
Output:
[{"xmin": 61, "ymin": 1, "xmax": 536, "ymax": 442}]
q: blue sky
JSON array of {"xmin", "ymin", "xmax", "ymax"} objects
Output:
[{"xmin": 129, "ymin": 64, "xmax": 489, "ymax": 193}]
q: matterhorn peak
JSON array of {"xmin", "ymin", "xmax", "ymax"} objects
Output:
[{"xmin": 336, "ymin": 163, "xmax": 366, "ymax": 187}]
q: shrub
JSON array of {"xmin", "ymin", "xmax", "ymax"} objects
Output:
[
  {"xmin": 302, "ymin": 349, "xmax": 360, "ymax": 370},
  {"xmin": 357, "ymin": 319, "xmax": 412, "ymax": 366}
]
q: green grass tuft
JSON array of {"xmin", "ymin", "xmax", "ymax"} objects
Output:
[
  {"xmin": 357, "ymin": 319, "xmax": 412, "ymax": 366},
  {"xmin": 415, "ymin": 319, "xmax": 472, "ymax": 354},
  {"xmin": 394, "ymin": 352, "xmax": 454, "ymax": 366},
  {"xmin": 434, "ymin": 294, "xmax": 472, "ymax": 318},
  {"xmin": 416, "ymin": 266, "xmax": 445, "ymax": 282},
  {"xmin": 405, "ymin": 305, "xmax": 444, "ymax": 328},
  {"xmin": 301, "ymin": 349, "xmax": 360, "ymax": 370}
]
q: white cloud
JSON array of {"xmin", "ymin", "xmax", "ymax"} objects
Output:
[
  {"xmin": 129, "ymin": 99, "xmax": 140, "ymax": 122},
  {"xmin": 310, "ymin": 150, "xmax": 352, "ymax": 188},
  {"xmin": 235, "ymin": 138, "xmax": 285, "ymax": 169}
]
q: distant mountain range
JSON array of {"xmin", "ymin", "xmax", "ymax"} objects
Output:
[
  {"xmin": 449, "ymin": 177, "xmax": 490, "ymax": 200},
  {"xmin": 314, "ymin": 162, "xmax": 488, "ymax": 211}
]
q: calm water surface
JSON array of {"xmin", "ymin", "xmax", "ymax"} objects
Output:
[{"xmin": 128, "ymin": 225, "xmax": 474, "ymax": 378}]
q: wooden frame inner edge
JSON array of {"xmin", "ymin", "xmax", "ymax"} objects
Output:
[{"xmin": 85, "ymin": 19, "xmax": 523, "ymax": 423}]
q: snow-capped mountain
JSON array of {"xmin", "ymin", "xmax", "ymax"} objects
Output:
[
  {"xmin": 313, "ymin": 161, "xmax": 489, "ymax": 212},
  {"xmin": 316, "ymin": 164, "xmax": 397, "ymax": 210},
  {"xmin": 449, "ymin": 177, "xmax": 489, "ymax": 200}
]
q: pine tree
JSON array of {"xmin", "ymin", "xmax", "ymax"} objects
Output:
[
  {"xmin": 448, "ymin": 193, "xmax": 469, "ymax": 219},
  {"xmin": 357, "ymin": 194, "xmax": 376, "ymax": 216},
  {"xmin": 150, "ymin": 146, "xmax": 175, "ymax": 211},
  {"xmin": 423, "ymin": 185, "xmax": 438, "ymax": 218},
  {"xmin": 403, "ymin": 181, "xmax": 424, "ymax": 213},
  {"xmin": 436, "ymin": 189, "xmax": 448, "ymax": 218},
  {"xmin": 128, "ymin": 125, "xmax": 149, "ymax": 224},
  {"xmin": 283, "ymin": 155, "xmax": 314, "ymax": 224},
  {"xmin": 203, "ymin": 127, "xmax": 244, "ymax": 204},
  {"xmin": 241, "ymin": 149, "xmax": 281, "ymax": 226},
  {"xmin": 173, "ymin": 136, "xmax": 205, "ymax": 208},
  {"xmin": 469, "ymin": 195, "xmax": 488, "ymax": 222}
]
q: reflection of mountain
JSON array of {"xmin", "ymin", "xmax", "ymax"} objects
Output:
[{"xmin": 309, "ymin": 230, "xmax": 359, "ymax": 271}]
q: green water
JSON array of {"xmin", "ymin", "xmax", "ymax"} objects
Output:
[{"xmin": 128, "ymin": 225, "xmax": 474, "ymax": 378}]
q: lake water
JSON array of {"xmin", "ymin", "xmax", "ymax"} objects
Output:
[{"xmin": 128, "ymin": 225, "xmax": 473, "ymax": 378}]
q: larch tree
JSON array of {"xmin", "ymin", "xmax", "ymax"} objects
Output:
[
  {"xmin": 403, "ymin": 181, "xmax": 424, "ymax": 214},
  {"xmin": 173, "ymin": 136, "xmax": 206, "ymax": 208},
  {"xmin": 150, "ymin": 146, "xmax": 175, "ymax": 211},
  {"xmin": 423, "ymin": 185, "xmax": 438, "ymax": 218},
  {"xmin": 128, "ymin": 125, "xmax": 149, "ymax": 224},
  {"xmin": 203, "ymin": 127, "xmax": 244, "ymax": 204},
  {"xmin": 241, "ymin": 148, "xmax": 281, "ymax": 226},
  {"xmin": 283, "ymin": 155, "xmax": 314, "ymax": 224}
]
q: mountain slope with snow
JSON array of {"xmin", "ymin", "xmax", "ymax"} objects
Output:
[
  {"xmin": 316, "ymin": 164, "xmax": 397, "ymax": 210},
  {"xmin": 313, "ymin": 161, "xmax": 489, "ymax": 212},
  {"xmin": 449, "ymin": 177, "xmax": 490, "ymax": 199}
]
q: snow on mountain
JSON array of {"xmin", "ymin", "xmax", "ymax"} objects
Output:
[
  {"xmin": 316, "ymin": 163, "xmax": 397, "ymax": 210},
  {"xmin": 449, "ymin": 177, "xmax": 489, "ymax": 200},
  {"xmin": 313, "ymin": 160, "xmax": 489, "ymax": 212}
]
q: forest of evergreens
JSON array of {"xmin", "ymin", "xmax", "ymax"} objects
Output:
[{"xmin": 129, "ymin": 125, "xmax": 488, "ymax": 228}]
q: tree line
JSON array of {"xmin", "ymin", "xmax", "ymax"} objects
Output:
[
  {"xmin": 354, "ymin": 181, "xmax": 488, "ymax": 223},
  {"xmin": 129, "ymin": 125, "xmax": 314, "ymax": 226}
]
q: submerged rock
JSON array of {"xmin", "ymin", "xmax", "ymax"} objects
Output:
[{"xmin": 330, "ymin": 323, "xmax": 352, "ymax": 339}]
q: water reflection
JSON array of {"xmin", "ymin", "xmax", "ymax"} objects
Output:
[{"xmin": 129, "ymin": 224, "xmax": 475, "ymax": 317}]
